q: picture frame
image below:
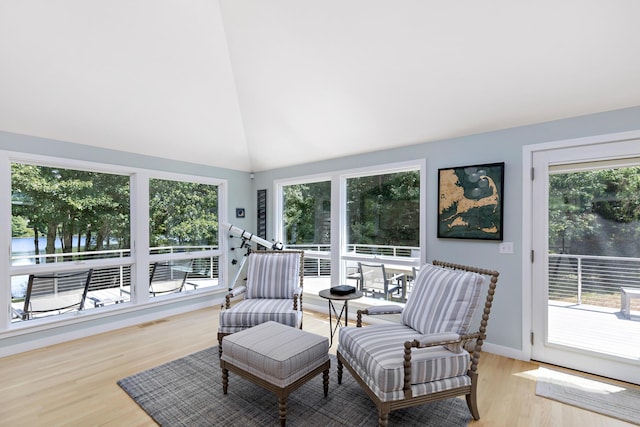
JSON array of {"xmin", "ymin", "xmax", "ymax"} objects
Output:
[
  {"xmin": 235, "ymin": 208, "xmax": 245, "ymax": 218},
  {"xmin": 437, "ymin": 162, "xmax": 504, "ymax": 240}
]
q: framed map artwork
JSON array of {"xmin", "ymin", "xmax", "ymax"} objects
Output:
[{"xmin": 437, "ymin": 162, "xmax": 504, "ymax": 240}]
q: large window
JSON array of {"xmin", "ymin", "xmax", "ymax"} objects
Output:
[
  {"xmin": 346, "ymin": 170, "xmax": 420, "ymax": 256},
  {"xmin": 276, "ymin": 161, "xmax": 423, "ymax": 303},
  {"xmin": 283, "ymin": 180, "xmax": 331, "ymax": 248},
  {"xmin": 11, "ymin": 163, "xmax": 131, "ymax": 264},
  {"xmin": 10, "ymin": 163, "xmax": 133, "ymax": 321},
  {"xmin": 148, "ymin": 178, "xmax": 221, "ymax": 299},
  {"xmin": 5, "ymin": 155, "xmax": 225, "ymax": 326},
  {"xmin": 282, "ymin": 180, "xmax": 331, "ymax": 278},
  {"xmin": 149, "ymin": 178, "xmax": 219, "ymax": 250}
]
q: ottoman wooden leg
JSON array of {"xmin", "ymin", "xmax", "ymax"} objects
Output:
[
  {"xmin": 323, "ymin": 369, "xmax": 329, "ymax": 397},
  {"xmin": 222, "ymin": 367, "xmax": 229, "ymax": 394},
  {"xmin": 278, "ymin": 396, "xmax": 287, "ymax": 426}
]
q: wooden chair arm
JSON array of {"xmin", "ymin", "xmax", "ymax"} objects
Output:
[
  {"xmin": 224, "ymin": 286, "xmax": 247, "ymax": 309},
  {"xmin": 400, "ymin": 330, "xmax": 483, "ymax": 397},
  {"xmin": 356, "ymin": 305, "xmax": 403, "ymax": 326},
  {"xmin": 292, "ymin": 292, "xmax": 302, "ymax": 311}
]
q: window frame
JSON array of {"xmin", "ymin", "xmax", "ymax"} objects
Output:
[
  {"xmin": 1, "ymin": 151, "xmax": 227, "ymax": 331},
  {"xmin": 274, "ymin": 159, "xmax": 426, "ymax": 293}
]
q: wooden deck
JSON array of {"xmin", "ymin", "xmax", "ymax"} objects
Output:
[{"xmin": 548, "ymin": 301, "xmax": 640, "ymax": 360}]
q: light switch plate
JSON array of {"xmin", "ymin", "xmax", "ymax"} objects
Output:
[{"xmin": 499, "ymin": 242, "xmax": 514, "ymax": 254}]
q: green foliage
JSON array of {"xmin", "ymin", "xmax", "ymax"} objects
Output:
[
  {"xmin": 283, "ymin": 182, "xmax": 330, "ymax": 245},
  {"xmin": 11, "ymin": 164, "xmax": 220, "ymax": 258},
  {"xmin": 283, "ymin": 171, "xmax": 420, "ymax": 248},
  {"xmin": 11, "ymin": 216, "xmax": 31, "ymax": 237},
  {"xmin": 347, "ymin": 170, "xmax": 420, "ymax": 247},
  {"xmin": 149, "ymin": 179, "xmax": 218, "ymax": 246},
  {"xmin": 11, "ymin": 163, "xmax": 130, "ymax": 255},
  {"xmin": 549, "ymin": 166, "xmax": 640, "ymax": 256}
]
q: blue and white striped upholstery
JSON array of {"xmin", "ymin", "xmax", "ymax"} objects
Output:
[
  {"xmin": 337, "ymin": 263, "xmax": 485, "ymax": 403},
  {"xmin": 338, "ymin": 324, "xmax": 471, "ymax": 402},
  {"xmin": 221, "ymin": 321, "xmax": 329, "ymax": 388},
  {"xmin": 245, "ymin": 252, "xmax": 300, "ymax": 299},
  {"xmin": 219, "ymin": 250, "xmax": 303, "ymax": 336},
  {"xmin": 400, "ymin": 264, "xmax": 484, "ymax": 335},
  {"xmin": 219, "ymin": 299, "xmax": 302, "ymax": 334}
]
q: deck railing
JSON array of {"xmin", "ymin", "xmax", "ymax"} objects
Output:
[
  {"xmin": 11, "ymin": 246, "xmax": 220, "ymax": 298},
  {"xmin": 548, "ymin": 254, "xmax": 640, "ymax": 307},
  {"xmin": 12, "ymin": 242, "xmax": 417, "ymax": 296},
  {"xmin": 286, "ymin": 243, "xmax": 419, "ymax": 277}
]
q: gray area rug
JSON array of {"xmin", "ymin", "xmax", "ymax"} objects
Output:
[
  {"xmin": 118, "ymin": 347, "xmax": 472, "ymax": 426},
  {"xmin": 536, "ymin": 367, "xmax": 640, "ymax": 425}
]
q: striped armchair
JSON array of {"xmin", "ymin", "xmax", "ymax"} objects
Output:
[
  {"xmin": 218, "ymin": 250, "xmax": 304, "ymax": 352},
  {"xmin": 337, "ymin": 260, "xmax": 499, "ymax": 426}
]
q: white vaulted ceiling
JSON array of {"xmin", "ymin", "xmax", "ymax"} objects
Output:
[{"xmin": 1, "ymin": 1, "xmax": 639, "ymax": 172}]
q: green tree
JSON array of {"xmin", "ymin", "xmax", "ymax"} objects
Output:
[
  {"xmin": 549, "ymin": 166, "xmax": 640, "ymax": 256},
  {"xmin": 347, "ymin": 171, "xmax": 420, "ymax": 247},
  {"xmin": 11, "ymin": 215, "xmax": 31, "ymax": 237},
  {"xmin": 11, "ymin": 163, "xmax": 130, "ymax": 261},
  {"xmin": 283, "ymin": 182, "xmax": 330, "ymax": 245},
  {"xmin": 149, "ymin": 179, "xmax": 218, "ymax": 247}
]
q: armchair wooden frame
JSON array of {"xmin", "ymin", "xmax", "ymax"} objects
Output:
[{"xmin": 337, "ymin": 260, "xmax": 499, "ymax": 426}]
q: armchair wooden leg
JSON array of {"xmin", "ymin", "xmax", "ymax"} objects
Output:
[
  {"xmin": 217, "ymin": 332, "xmax": 227, "ymax": 357},
  {"xmin": 337, "ymin": 358, "xmax": 343, "ymax": 384},
  {"xmin": 466, "ymin": 372, "xmax": 480, "ymax": 420}
]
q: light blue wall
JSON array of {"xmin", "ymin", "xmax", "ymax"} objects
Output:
[{"xmin": 252, "ymin": 106, "xmax": 640, "ymax": 353}]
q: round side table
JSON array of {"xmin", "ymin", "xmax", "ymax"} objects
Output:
[{"xmin": 318, "ymin": 288, "xmax": 363, "ymax": 345}]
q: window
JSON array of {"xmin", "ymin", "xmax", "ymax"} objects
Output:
[
  {"xmin": 282, "ymin": 180, "xmax": 331, "ymax": 278},
  {"xmin": 4, "ymin": 154, "xmax": 225, "ymax": 326},
  {"xmin": 346, "ymin": 170, "xmax": 420, "ymax": 257},
  {"xmin": 11, "ymin": 163, "xmax": 131, "ymax": 264},
  {"xmin": 149, "ymin": 178, "xmax": 219, "ymax": 251},
  {"xmin": 10, "ymin": 162, "xmax": 133, "ymax": 321},
  {"xmin": 148, "ymin": 178, "xmax": 221, "ymax": 298},
  {"xmin": 276, "ymin": 161, "xmax": 424, "ymax": 303}
]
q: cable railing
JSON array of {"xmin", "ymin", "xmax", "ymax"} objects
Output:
[
  {"xmin": 285, "ymin": 243, "xmax": 419, "ymax": 277},
  {"xmin": 548, "ymin": 254, "xmax": 640, "ymax": 307},
  {"xmin": 11, "ymin": 246, "xmax": 220, "ymax": 299}
]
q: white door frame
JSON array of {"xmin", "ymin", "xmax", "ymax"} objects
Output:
[{"xmin": 522, "ymin": 130, "xmax": 640, "ymax": 376}]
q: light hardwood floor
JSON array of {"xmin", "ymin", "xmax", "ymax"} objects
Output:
[{"xmin": 0, "ymin": 306, "xmax": 636, "ymax": 426}]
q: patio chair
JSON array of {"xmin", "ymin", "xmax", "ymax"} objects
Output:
[
  {"xmin": 218, "ymin": 250, "xmax": 304, "ymax": 353},
  {"xmin": 11, "ymin": 269, "xmax": 93, "ymax": 320},
  {"xmin": 358, "ymin": 262, "xmax": 404, "ymax": 300},
  {"xmin": 149, "ymin": 259, "xmax": 193, "ymax": 296},
  {"xmin": 337, "ymin": 260, "xmax": 499, "ymax": 426}
]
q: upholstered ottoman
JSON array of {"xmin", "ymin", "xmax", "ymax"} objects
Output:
[{"xmin": 220, "ymin": 321, "xmax": 330, "ymax": 426}]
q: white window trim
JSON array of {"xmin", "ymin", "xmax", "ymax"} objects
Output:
[
  {"xmin": 1, "ymin": 150, "xmax": 228, "ymax": 333},
  {"xmin": 274, "ymin": 159, "xmax": 426, "ymax": 289}
]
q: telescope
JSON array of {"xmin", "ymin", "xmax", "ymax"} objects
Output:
[
  {"xmin": 221, "ymin": 222, "xmax": 283, "ymax": 290},
  {"xmin": 220, "ymin": 222, "xmax": 283, "ymax": 250}
]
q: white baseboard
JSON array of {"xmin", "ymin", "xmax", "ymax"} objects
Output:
[{"xmin": 482, "ymin": 342, "xmax": 529, "ymax": 361}]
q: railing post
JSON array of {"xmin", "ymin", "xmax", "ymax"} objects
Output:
[{"xmin": 577, "ymin": 256, "xmax": 582, "ymax": 305}]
